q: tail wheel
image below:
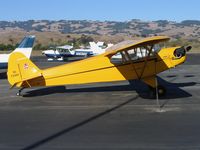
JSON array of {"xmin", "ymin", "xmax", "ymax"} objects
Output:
[
  {"xmin": 16, "ymin": 87, "xmax": 25, "ymax": 97},
  {"xmin": 16, "ymin": 92, "xmax": 21, "ymax": 96}
]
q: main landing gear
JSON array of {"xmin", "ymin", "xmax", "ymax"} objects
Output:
[
  {"xmin": 149, "ymin": 85, "xmax": 166, "ymax": 111},
  {"xmin": 149, "ymin": 85, "xmax": 166, "ymax": 98},
  {"xmin": 16, "ymin": 88, "xmax": 25, "ymax": 96}
]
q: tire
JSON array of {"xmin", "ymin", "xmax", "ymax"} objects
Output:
[
  {"xmin": 157, "ymin": 85, "xmax": 166, "ymax": 97},
  {"xmin": 149, "ymin": 85, "xmax": 166, "ymax": 98},
  {"xmin": 16, "ymin": 92, "xmax": 20, "ymax": 96}
]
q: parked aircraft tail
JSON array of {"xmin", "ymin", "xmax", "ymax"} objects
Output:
[
  {"xmin": 7, "ymin": 52, "xmax": 42, "ymax": 88},
  {"xmin": 0, "ymin": 35, "xmax": 35, "ymax": 70},
  {"xmin": 89, "ymin": 42, "xmax": 104, "ymax": 54},
  {"xmin": 12, "ymin": 35, "xmax": 35, "ymax": 59}
]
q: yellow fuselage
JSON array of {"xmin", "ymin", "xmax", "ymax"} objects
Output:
[{"xmin": 25, "ymin": 47, "xmax": 186, "ymax": 88}]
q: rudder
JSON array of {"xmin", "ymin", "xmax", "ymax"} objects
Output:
[{"xmin": 7, "ymin": 52, "xmax": 42, "ymax": 88}]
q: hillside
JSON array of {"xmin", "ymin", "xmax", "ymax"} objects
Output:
[{"xmin": 0, "ymin": 19, "xmax": 200, "ymax": 50}]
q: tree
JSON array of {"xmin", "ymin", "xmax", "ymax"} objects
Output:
[
  {"xmin": 0, "ymin": 44, "xmax": 6, "ymax": 51},
  {"xmin": 9, "ymin": 38, "xmax": 14, "ymax": 45},
  {"xmin": 34, "ymin": 43, "xmax": 42, "ymax": 50},
  {"xmin": 78, "ymin": 34, "xmax": 93, "ymax": 45}
]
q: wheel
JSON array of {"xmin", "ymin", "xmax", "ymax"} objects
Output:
[
  {"xmin": 149, "ymin": 85, "xmax": 166, "ymax": 98},
  {"xmin": 16, "ymin": 92, "xmax": 21, "ymax": 96},
  {"xmin": 16, "ymin": 88, "xmax": 25, "ymax": 96},
  {"xmin": 157, "ymin": 85, "xmax": 166, "ymax": 97}
]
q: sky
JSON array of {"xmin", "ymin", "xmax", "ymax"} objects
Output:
[{"xmin": 0, "ymin": 0, "xmax": 200, "ymax": 22}]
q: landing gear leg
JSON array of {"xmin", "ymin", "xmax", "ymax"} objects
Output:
[
  {"xmin": 16, "ymin": 87, "xmax": 25, "ymax": 96},
  {"xmin": 142, "ymin": 76, "xmax": 166, "ymax": 110},
  {"xmin": 149, "ymin": 85, "xmax": 166, "ymax": 111}
]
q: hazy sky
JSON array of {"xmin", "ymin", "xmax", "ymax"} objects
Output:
[{"xmin": 0, "ymin": 0, "xmax": 199, "ymax": 21}]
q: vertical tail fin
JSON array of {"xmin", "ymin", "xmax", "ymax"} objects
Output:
[
  {"xmin": 7, "ymin": 52, "xmax": 42, "ymax": 88},
  {"xmin": 89, "ymin": 42, "xmax": 105, "ymax": 54},
  {"xmin": 12, "ymin": 35, "xmax": 35, "ymax": 59}
]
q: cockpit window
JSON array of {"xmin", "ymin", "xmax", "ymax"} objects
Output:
[
  {"xmin": 110, "ymin": 52, "xmax": 124, "ymax": 65},
  {"xmin": 110, "ymin": 44, "xmax": 159, "ymax": 65},
  {"xmin": 126, "ymin": 45, "xmax": 156, "ymax": 61}
]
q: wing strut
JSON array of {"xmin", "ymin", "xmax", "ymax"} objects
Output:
[
  {"xmin": 154, "ymin": 58, "xmax": 162, "ymax": 112},
  {"xmin": 139, "ymin": 45, "xmax": 155, "ymax": 79},
  {"xmin": 124, "ymin": 51, "xmax": 140, "ymax": 79}
]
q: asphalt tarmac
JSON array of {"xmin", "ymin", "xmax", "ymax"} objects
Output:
[{"xmin": 0, "ymin": 54, "xmax": 200, "ymax": 150}]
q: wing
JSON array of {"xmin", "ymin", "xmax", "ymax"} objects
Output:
[{"xmin": 104, "ymin": 36, "xmax": 170, "ymax": 56}]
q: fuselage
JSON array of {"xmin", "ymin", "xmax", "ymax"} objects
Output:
[
  {"xmin": 25, "ymin": 46, "xmax": 186, "ymax": 87},
  {"xmin": 42, "ymin": 49, "xmax": 94, "ymax": 59}
]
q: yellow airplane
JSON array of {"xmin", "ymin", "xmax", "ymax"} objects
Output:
[{"xmin": 7, "ymin": 36, "xmax": 191, "ymax": 97}]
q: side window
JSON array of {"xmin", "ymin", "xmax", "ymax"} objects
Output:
[
  {"xmin": 110, "ymin": 44, "xmax": 157, "ymax": 64},
  {"xmin": 110, "ymin": 51, "xmax": 129, "ymax": 65},
  {"xmin": 127, "ymin": 46, "xmax": 154, "ymax": 61},
  {"xmin": 127, "ymin": 49, "xmax": 138, "ymax": 61}
]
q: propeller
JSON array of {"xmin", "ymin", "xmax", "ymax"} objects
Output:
[{"xmin": 186, "ymin": 46, "xmax": 192, "ymax": 52}]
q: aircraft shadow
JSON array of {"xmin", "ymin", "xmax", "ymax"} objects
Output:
[
  {"xmin": 137, "ymin": 77, "xmax": 195, "ymax": 99},
  {"xmin": 20, "ymin": 96, "xmax": 139, "ymax": 150},
  {"xmin": 23, "ymin": 77, "xmax": 195, "ymax": 100},
  {"xmin": 20, "ymin": 79, "xmax": 195, "ymax": 150}
]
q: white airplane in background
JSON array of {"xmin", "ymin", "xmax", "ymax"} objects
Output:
[
  {"xmin": 42, "ymin": 45, "xmax": 74, "ymax": 61},
  {"xmin": 0, "ymin": 35, "xmax": 35, "ymax": 69},
  {"xmin": 42, "ymin": 42, "xmax": 113, "ymax": 61}
]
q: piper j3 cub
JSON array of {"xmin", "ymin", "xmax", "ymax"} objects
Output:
[{"xmin": 7, "ymin": 36, "xmax": 191, "ymax": 97}]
